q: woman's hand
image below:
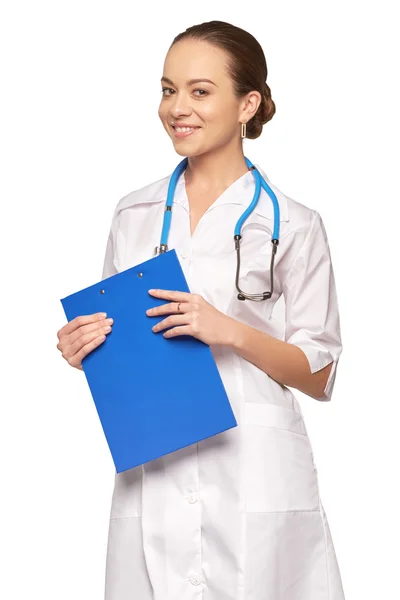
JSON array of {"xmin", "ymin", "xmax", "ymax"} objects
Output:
[
  {"xmin": 146, "ymin": 289, "xmax": 237, "ymax": 346},
  {"xmin": 56, "ymin": 313, "xmax": 114, "ymax": 370}
]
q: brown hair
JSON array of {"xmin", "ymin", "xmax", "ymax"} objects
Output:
[{"xmin": 170, "ymin": 20, "xmax": 276, "ymax": 140}]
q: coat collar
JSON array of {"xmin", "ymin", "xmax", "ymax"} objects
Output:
[
  {"xmin": 173, "ymin": 164, "xmax": 289, "ymax": 222},
  {"xmin": 117, "ymin": 163, "xmax": 289, "ymax": 222}
]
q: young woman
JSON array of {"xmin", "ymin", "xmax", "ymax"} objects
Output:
[{"xmin": 57, "ymin": 20, "xmax": 345, "ymax": 600}]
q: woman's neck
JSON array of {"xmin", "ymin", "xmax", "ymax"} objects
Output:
[{"xmin": 184, "ymin": 147, "xmax": 249, "ymax": 192}]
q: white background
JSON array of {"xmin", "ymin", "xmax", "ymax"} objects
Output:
[{"xmin": 1, "ymin": 1, "xmax": 399, "ymax": 598}]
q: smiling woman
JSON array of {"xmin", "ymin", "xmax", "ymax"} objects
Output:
[
  {"xmin": 159, "ymin": 22, "xmax": 275, "ymax": 143},
  {"xmin": 57, "ymin": 18, "xmax": 345, "ymax": 600}
]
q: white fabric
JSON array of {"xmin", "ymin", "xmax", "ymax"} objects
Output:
[{"xmin": 101, "ymin": 165, "xmax": 345, "ymax": 599}]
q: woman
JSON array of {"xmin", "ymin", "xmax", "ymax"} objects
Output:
[{"xmin": 57, "ymin": 20, "xmax": 345, "ymax": 600}]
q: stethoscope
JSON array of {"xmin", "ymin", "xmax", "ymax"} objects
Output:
[{"xmin": 155, "ymin": 156, "xmax": 280, "ymax": 301}]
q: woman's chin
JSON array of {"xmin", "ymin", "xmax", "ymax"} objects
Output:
[{"xmin": 172, "ymin": 145, "xmax": 204, "ymax": 158}]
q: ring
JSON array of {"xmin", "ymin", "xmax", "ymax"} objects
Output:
[{"xmin": 177, "ymin": 302, "xmax": 181, "ymax": 313}]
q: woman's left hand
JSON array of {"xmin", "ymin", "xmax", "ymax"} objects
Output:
[{"xmin": 146, "ymin": 289, "xmax": 237, "ymax": 347}]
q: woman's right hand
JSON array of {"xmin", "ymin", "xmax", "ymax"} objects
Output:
[{"xmin": 56, "ymin": 312, "xmax": 113, "ymax": 371}]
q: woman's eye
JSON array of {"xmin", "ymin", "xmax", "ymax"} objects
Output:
[{"xmin": 161, "ymin": 87, "xmax": 208, "ymax": 97}]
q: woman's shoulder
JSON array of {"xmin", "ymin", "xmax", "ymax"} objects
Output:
[
  {"xmin": 258, "ymin": 167, "xmax": 322, "ymax": 236},
  {"xmin": 257, "ymin": 170, "xmax": 331, "ymax": 264},
  {"xmin": 114, "ymin": 173, "xmax": 170, "ymax": 215}
]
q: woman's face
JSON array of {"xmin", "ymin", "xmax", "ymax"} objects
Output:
[{"xmin": 158, "ymin": 39, "xmax": 249, "ymax": 157}]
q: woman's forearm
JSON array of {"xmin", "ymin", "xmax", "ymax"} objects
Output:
[{"xmin": 224, "ymin": 318, "xmax": 332, "ymax": 400}]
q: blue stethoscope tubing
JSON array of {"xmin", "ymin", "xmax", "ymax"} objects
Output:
[
  {"xmin": 161, "ymin": 156, "xmax": 280, "ymax": 244},
  {"xmin": 158, "ymin": 156, "xmax": 280, "ymax": 301}
]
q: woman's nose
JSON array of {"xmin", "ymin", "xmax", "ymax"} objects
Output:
[{"xmin": 170, "ymin": 92, "xmax": 192, "ymax": 117}]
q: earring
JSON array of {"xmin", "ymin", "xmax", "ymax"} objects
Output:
[{"xmin": 240, "ymin": 122, "xmax": 247, "ymax": 139}]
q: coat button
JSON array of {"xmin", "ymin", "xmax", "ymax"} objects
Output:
[
  {"xmin": 190, "ymin": 575, "xmax": 202, "ymax": 586},
  {"xmin": 186, "ymin": 493, "xmax": 198, "ymax": 504}
]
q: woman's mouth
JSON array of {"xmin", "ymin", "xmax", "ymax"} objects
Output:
[{"xmin": 172, "ymin": 125, "xmax": 201, "ymax": 139}]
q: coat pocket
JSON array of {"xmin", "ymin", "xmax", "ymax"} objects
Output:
[
  {"xmin": 227, "ymin": 241, "xmax": 282, "ymax": 327},
  {"xmin": 236, "ymin": 248, "xmax": 273, "ymax": 296},
  {"xmin": 244, "ymin": 402, "xmax": 320, "ymax": 513}
]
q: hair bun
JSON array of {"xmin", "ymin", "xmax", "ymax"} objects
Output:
[
  {"xmin": 259, "ymin": 83, "xmax": 275, "ymax": 125},
  {"xmin": 248, "ymin": 84, "xmax": 275, "ymax": 138}
]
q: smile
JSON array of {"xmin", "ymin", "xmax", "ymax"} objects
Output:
[{"xmin": 172, "ymin": 126, "xmax": 201, "ymax": 139}]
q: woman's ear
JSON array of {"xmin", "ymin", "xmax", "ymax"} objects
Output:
[{"xmin": 240, "ymin": 91, "xmax": 262, "ymax": 122}]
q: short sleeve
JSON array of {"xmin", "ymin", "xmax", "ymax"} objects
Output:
[
  {"xmin": 282, "ymin": 211, "xmax": 343, "ymax": 401},
  {"xmin": 101, "ymin": 209, "xmax": 119, "ymax": 281}
]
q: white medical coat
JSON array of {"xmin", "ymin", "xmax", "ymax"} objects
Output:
[{"xmin": 101, "ymin": 165, "xmax": 345, "ymax": 600}]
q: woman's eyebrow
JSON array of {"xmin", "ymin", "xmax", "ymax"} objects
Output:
[{"xmin": 161, "ymin": 76, "xmax": 218, "ymax": 87}]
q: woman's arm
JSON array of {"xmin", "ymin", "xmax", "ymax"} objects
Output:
[
  {"xmin": 227, "ymin": 211, "xmax": 341, "ymax": 402},
  {"xmin": 226, "ymin": 321, "xmax": 333, "ymax": 401},
  {"xmin": 148, "ymin": 212, "xmax": 342, "ymax": 403},
  {"xmin": 147, "ymin": 288, "xmax": 333, "ymax": 401}
]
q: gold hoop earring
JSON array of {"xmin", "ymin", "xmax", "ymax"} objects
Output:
[{"xmin": 240, "ymin": 122, "xmax": 247, "ymax": 139}]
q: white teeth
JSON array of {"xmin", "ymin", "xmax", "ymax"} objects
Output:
[{"xmin": 175, "ymin": 126, "xmax": 197, "ymax": 132}]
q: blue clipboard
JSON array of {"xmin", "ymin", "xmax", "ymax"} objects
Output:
[{"xmin": 60, "ymin": 249, "xmax": 237, "ymax": 473}]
